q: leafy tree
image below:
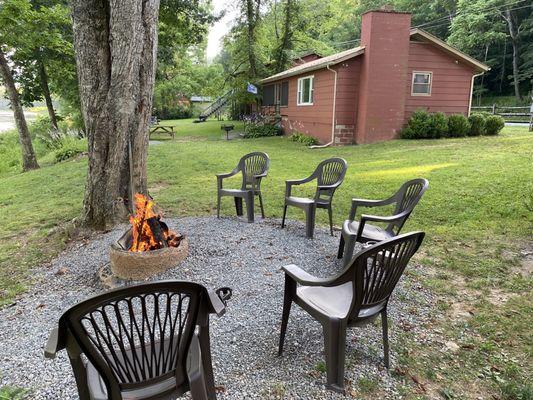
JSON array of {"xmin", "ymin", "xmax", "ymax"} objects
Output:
[{"xmin": 0, "ymin": 0, "xmax": 42, "ymax": 171}]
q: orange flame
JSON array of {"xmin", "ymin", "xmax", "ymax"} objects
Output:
[{"xmin": 129, "ymin": 193, "xmax": 181, "ymax": 252}]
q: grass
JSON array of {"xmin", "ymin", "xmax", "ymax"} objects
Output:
[
  {"xmin": 0, "ymin": 118, "xmax": 531, "ymax": 398},
  {"xmin": 149, "ymin": 118, "xmax": 245, "ymax": 141}
]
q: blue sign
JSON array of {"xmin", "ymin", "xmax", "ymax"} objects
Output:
[{"xmin": 247, "ymin": 83, "xmax": 258, "ymax": 94}]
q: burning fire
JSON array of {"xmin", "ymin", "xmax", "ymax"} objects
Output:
[{"xmin": 129, "ymin": 193, "xmax": 182, "ymax": 252}]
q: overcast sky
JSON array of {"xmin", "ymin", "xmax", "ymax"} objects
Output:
[{"xmin": 206, "ymin": 0, "xmax": 239, "ymax": 60}]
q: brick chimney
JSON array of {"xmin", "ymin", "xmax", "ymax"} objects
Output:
[{"xmin": 356, "ymin": 10, "xmax": 411, "ymax": 144}]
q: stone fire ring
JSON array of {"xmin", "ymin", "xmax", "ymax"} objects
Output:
[{"xmin": 109, "ymin": 237, "xmax": 189, "ymax": 280}]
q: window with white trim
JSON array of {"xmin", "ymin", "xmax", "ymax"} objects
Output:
[
  {"xmin": 297, "ymin": 76, "xmax": 314, "ymax": 105},
  {"xmin": 411, "ymin": 72, "xmax": 432, "ymax": 96}
]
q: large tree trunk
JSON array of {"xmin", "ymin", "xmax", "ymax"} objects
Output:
[
  {"xmin": 274, "ymin": 0, "xmax": 294, "ymax": 73},
  {"xmin": 0, "ymin": 48, "xmax": 39, "ymax": 171},
  {"xmin": 37, "ymin": 57, "xmax": 59, "ymax": 130},
  {"xmin": 71, "ymin": 0, "xmax": 160, "ymax": 230},
  {"xmin": 504, "ymin": 9, "xmax": 522, "ymax": 101}
]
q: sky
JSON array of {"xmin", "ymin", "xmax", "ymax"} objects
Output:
[{"xmin": 206, "ymin": 0, "xmax": 239, "ymax": 61}]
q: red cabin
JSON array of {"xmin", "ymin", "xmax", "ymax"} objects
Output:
[{"xmin": 260, "ymin": 10, "xmax": 490, "ymax": 145}]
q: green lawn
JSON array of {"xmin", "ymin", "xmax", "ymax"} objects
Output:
[
  {"xmin": 149, "ymin": 118, "xmax": 245, "ymax": 141},
  {"xmin": 0, "ymin": 119, "xmax": 531, "ymax": 398}
]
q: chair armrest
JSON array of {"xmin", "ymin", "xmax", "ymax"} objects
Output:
[
  {"xmin": 360, "ymin": 209, "xmax": 410, "ymax": 224},
  {"xmin": 348, "ymin": 196, "xmax": 396, "ymax": 220},
  {"xmin": 44, "ymin": 328, "xmax": 62, "ymax": 359},
  {"xmin": 355, "ymin": 210, "xmax": 410, "ymax": 240},
  {"xmin": 216, "ymin": 168, "xmax": 240, "ymax": 180},
  {"xmin": 285, "ymin": 175, "xmax": 315, "ymax": 197},
  {"xmin": 282, "ymin": 264, "xmax": 333, "ymax": 287},
  {"xmin": 216, "ymin": 168, "xmax": 239, "ymax": 189},
  {"xmin": 318, "ymin": 183, "xmax": 340, "ymax": 190},
  {"xmin": 208, "ymin": 288, "xmax": 232, "ymax": 317}
]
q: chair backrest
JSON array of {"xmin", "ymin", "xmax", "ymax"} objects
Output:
[
  {"xmin": 347, "ymin": 232, "xmax": 425, "ymax": 321},
  {"xmin": 315, "ymin": 157, "xmax": 348, "ymax": 201},
  {"xmin": 238, "ymin": 152, "xmax": 270, "ymax": 191},
  {"xmin": 387, "ymin": 178, "xmax": 429, "ymax": 234},
  {"xmin": 60, "ymin": 281, "xmax": 208, "ymax": 398}
]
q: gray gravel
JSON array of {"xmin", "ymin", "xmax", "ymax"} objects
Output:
[{"xmin": 0, "ymin": 216, "xmax": 434, "ymax": 399}]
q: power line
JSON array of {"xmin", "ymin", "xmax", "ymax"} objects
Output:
[
  {"xmin": 415, "ymin": 0, "xmax": 528, "ymax": 28},
  {"xmin": 419, "ymin": 3, "xmax": 533, "ymax": 31}
]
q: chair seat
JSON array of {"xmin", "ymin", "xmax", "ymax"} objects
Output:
[
  {"xmin": 343, "ymin": 220, "xmax": 394, "ymax": 242},
  {"xmin": 297, "ymin": 282, "xmax": 385, "ymax": 320},
  {"xmin": 86, "ymin": 361, "xmax": 177, "ymax": 400},
  {"xmin": 220, "ymin": 188, "xmax": 249, "ymax": 196}
]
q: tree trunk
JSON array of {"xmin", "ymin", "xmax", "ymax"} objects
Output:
[
  {"xmin": 0, "ymin": 48, "xmax": 39, "ymax": 171},
  {"xmin": 245, "ymin": 0, "xmax": 258, "ymax": 78},
  {"xmin": 38, "ymin": 57, "xmax": 59, "ymax": 130},
  {"xmin": 274, "ymin": 0, "xmax": 294, "ymax": 73},
  {"xmin": 504, "ymin": 9, "xmax": 522, "ymax": 101},
  {"xmin": 71, "ymin": 0, "xmax": 160, "ymax": 230}
]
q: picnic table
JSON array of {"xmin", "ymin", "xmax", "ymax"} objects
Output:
[
  {"xmin": 149, "ymin": 116, "xmax": 175, "ymax": 139},
  {"xmin": 149, "ymin": 125, "xmax": 175, "ymax": 139}
]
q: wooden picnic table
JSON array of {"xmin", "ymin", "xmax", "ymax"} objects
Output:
[{"xmin": 149, "ymin": 125, "xmax": 175, "ymax": 139}]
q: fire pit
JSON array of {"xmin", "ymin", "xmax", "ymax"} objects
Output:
[{"xmin": 109, "ymin": 194, "xmax": 189, "ymax": 280}]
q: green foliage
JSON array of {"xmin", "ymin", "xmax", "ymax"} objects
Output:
[
  {"xmin": 153, "ymin": 85, "xmax": 193, "ymax": 120},
  {"xmin": 53, "ymin": 137, "xmax": 86, "ymax": 163},
  {"xmin": 428, "ymin": 112, "xmax": 448, "ymax": 139},
  {"xmin": 289, "ymin": 131, "xmax": 319, "ymax": 146},
  {"xmin": 484, "ymin": 115, "xmax": 505, "ymax": 135},
  {"xmin": 401, "ymin": 109, "xmax": 432, "ymax": 139},
  {"xmin": 243, "ymin": 123, "xmax": 281, "ymax": 138},
  {"xmin": 0, "ymin": 385, "xmax": 29, "ymax": 399},
  {"xmin": 468, "ymin": 113, "xmax": 486, "ymax": 136},
  {"xmin": 447, "ymin": 114, "xmax": 470, "ymax": 137}
]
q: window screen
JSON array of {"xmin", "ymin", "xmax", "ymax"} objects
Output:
[
  {"xmin": 263, "ymin": 84, "xmax": 275, "ymax": 106},
  {"xmin": 411, "ymin": 72, "xmax": 432, "ymax": 95},
  {"xmin": 280, "ymin": 82, "xmax": 289, "ymax": 106}
]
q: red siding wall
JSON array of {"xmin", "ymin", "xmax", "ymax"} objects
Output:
[
  {"xmin": 273, "ymin": 57, "xmax": 361, "ymax": 144},
  {"xmin": 404, "ymin": 41, "xmax": 476, "ymax": 122}
]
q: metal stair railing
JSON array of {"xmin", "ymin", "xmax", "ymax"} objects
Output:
[{"xmin": 199, "ymin": 89, "xmax": 234, "ymax": 121}]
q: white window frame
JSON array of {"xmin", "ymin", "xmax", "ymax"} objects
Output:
[
  {"xmin": 297, "ymin": 75, "xmax": 314, "ymax": 106},
  {"xmin": 411, "ymin": 71, "xmax": 432, "ymax": 96}
]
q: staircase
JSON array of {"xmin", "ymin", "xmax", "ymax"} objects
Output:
[{"xmin": 196, "ymin": 90, "xmax": 234, "ymax": 122}]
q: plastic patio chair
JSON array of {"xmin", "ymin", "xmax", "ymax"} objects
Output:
[
  {"xmin": 338, "ymin": 178, "xmax": 428, "ymax": 266},
  {"xmin": 278, "ymin": 232, "xmax": 425, "ymax": 393},
  {"xmin": 281, "ymin": 158, "xmax": 347, "ymax": 238},
  {"xmin": 45, "ymin": 281, "xmax": 232, "ymax": 400},
  {"xmin": 216, "ymin": 152, "xmax": 270, "ymax": 223}
]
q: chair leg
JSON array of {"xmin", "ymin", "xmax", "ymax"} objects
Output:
[
  {"xmin": 337, "ymin": 234, "xmax": 345, "ymax": 259},
  {"xmin": 278, "ymin": 276, "xmax": 295, "ymax": 356},
  {"xmin": 258, "ymin": 193, "xmax": 265, "ymax": 219},
  {"xmin": 199, "ymin": 323, "xmax": 216, "ymax": 400},
  {"xmin": 381, "ymin": 309, "xmax": 390, "ymax": 369},
  {"xmin": 341, "ymin": 235, "xmax": 357, "ymax": 267},
  {"xmin": 234, "ymin": 197, "xmax": 243, "ymax": 216},
  {"xmin": 216, "ymin": 194, "xmax": 221, "ymax": 218},
  {"xmin": 305, "ymin": 205, "xmax": 316, "ymax": 239},
  {"xmin": 245, "ymin": 192, "xmax": 254, "ymax": 223},
  {"xmin": 327, "ymin": 206, "xmax": 334, "ymax": 236},
  {"xmin": 281, "ymin": 204, "xmax": 288, "ymax": 228},
  {"xmin": 323, "ymin": 320, "xmax": 347, "ymax": 393}
]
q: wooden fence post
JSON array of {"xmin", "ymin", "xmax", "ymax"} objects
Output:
[{"xmin": 492, "ymin": 104, "xmax": 496, "ymax": 115}]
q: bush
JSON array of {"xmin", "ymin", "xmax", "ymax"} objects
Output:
[
  {"xmin": 428, "ymin": 112, "xmax": 448, "ymax": 138},
  {"xmin": 54, "ymin": 137, "xmax": 87, "ymax": 163},
  {"xmin": 289, "ymin": 132, "xmax": 319, "ymax": 146},
  {"xmin": 484, "ymin": 115, "xmax": 505, "ymax": 135},
  {"xmin": 446, "ymin": 114, "xmax": 470, "ymax": 137},
  {"xmin": 401, "ymin": 109, "xmax": 432, "ymax": 139},
  {"xmin": 468, "ymin": 113, "xmax": 486, "ymax": 136},
  {"xmin": 243, "ymin": 123, "xmax": 281, "ymax": 138}
]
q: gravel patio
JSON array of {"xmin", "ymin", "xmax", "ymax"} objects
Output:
[{"xmin": 0, "ymin": 217, "xmax": 434, "ymax": 399}]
